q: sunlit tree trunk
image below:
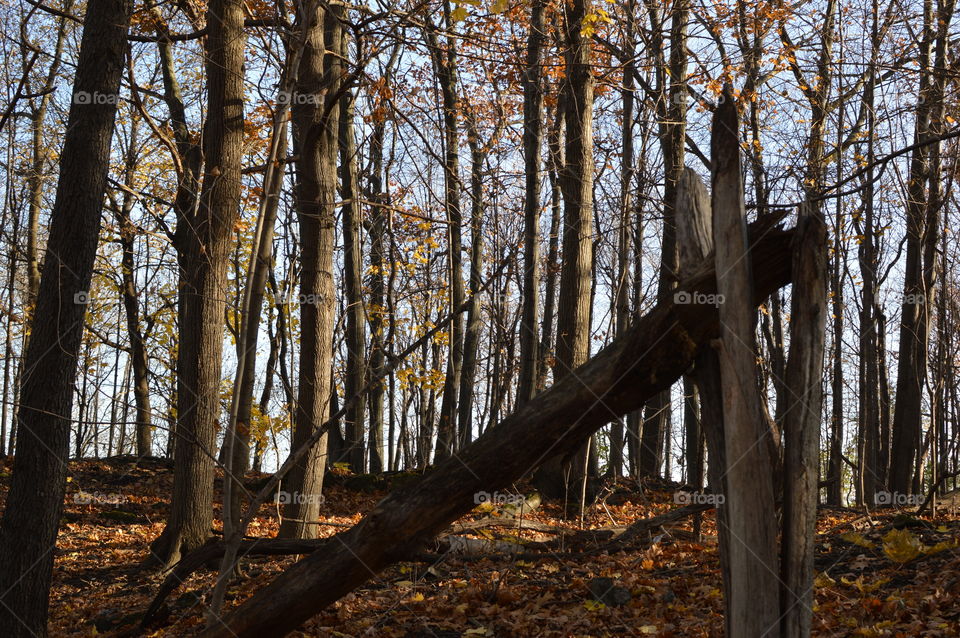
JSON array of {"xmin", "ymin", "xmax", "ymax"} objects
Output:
[
  {"xmin": 150, "ymin": 0, "xmax": 246, "ymax": 567},
  {"xmin": 280, "ymin": 1, "xmax": 341, "ymax": 540},
  {"xmin": 534, "ymin": 0, "xmax": 595, "ymax": 499}
]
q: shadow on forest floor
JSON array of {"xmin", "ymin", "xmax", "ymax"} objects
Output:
[{"xmin": 1, "ymin": 457, "xmax": 959, "ymax": 636}]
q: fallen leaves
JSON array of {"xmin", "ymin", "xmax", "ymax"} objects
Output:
[{"xmin": 3, "ymin": 460, "xmax": 960, "ymax": 636}]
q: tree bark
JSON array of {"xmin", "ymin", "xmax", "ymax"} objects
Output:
[
  {"xmin": 711, "ymin": 90, "xmax": 780, "ymax": 637},
  {"xmin": 0, "ymin": 1, "xmax": 131, "ymax": 633},
  {"xmin": 340, "ymin": 81, "xmax": 368, "ymax": 472},
  {"xmin": 429, "ymin": 2, "xmax": 465, "ymax": 462},
  {"xmin": 780, "ymin": 208, "xmax": 828, "ymax": 638},
  {"xmin": 149, "ymin": 0, "xmax": 246, "ymax": 566},
  {"xmin": 279, "ymin": 1, "xmax": 340, "ymax": 540},
  {"xmin": 115, "ymin": 119, "xmax": 153, "ymax": 458},
  {"xmin": 640, "ymin": 0, "xmax": 688, "ymax": 478},
  {"xmin": 517, "ymin": 0, "xmax": 545, "ymax": 406},
  {"xmin": 533, "ymin": 0, "xmax": 595, "ymax": 499}
]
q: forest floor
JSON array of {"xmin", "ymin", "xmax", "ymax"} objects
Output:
[{"xmin": 2, "ymin": 457, "xmax": 960, "ymax": 637}]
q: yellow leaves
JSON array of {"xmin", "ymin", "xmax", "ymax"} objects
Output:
[
  {"xmin": 881, "ymin": 528, "xmax": 922, "ymax": 563},
  {"xmin": 840, "ymin": 575, "xmax": 890, "ymax": 594},
  {"xmin": 840, "ymin": 531, "xmax": 874, "ymax": 549},
  {"xmin": 491, "ymin": 0, "xmax": 508, "ymax": 13},
  {"xmin": 814, "ymin": 572, "xmax": 836, "ymax": 588},
  {"xmin": 397, "ymin": 365, "xmax": 445, "ymax": 391},
  {"xmin": 581, "ymin": 8, "xmax": 612, "ymax": 38},
  {"xmin": 583, "ymin": 599, "xmax": 605, "ymax": 611},
  {"xmin": 451, "ymin": 0, "xmax": 481, "ymax": 22}
]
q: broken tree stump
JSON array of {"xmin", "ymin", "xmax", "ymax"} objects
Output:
[{"xmin": 177, "ymin": 218, "xmax": 796, "ymax": 637}]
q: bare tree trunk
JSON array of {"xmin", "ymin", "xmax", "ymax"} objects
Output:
[
  {"xmin": 429, "ymin": 2, "xmax": 465, "ymax": 462},
  {"xmin": 533, "ymin": 0, "xmax": 595, "ymax": 500},
  {"xmin": 150, "ymin": 0, "xmax": 246, "ymax": 566},
  {"xmin": 340, "ymin": 82, "xmax": 368, "ymax": 472},
  {"xmin": 279, "ymin": 1, "xmax": 340, "ymax": 540},
  {"xmin": 611, "ymin": 0, "xmax": 637, "ymax": 479},
  {"xmin": 537, "ymin": 104, "xmax": 563, "ymax": 391},
  {"xmin": 517, "ymin": 0, "xmax": 545, "ymax": 405},
  {"xmin": 858, "ymin": 0, "xmax": 882, "ymax": 501},
  {"xmin": 641, "ymin": 0, "xmax": 688, "ymax": 477},
  {"xmin": 115, "ymin": 119, "xmax": 153, "ymax": 457},
  {"xmin": 458, "ymin": 116, "xmax": 488, "ymax": 447},
  {"xmin": 711, "ymin": 91, "xmax": 779, "ymax": 637},
  {"xmin": 364, "ymin": 47, "xmax": 398, "ymax": 469},
  {"xmin": 780, "ymin": 207, "xmax": 828, "ymax": 638},
  {"xmin": 0, "ymin": 1, "xmax": 131, "ymax": 633},
  {"xmin": 889, "ymin": 0, "xmax": 948, "ymax": 494},
  {"xmin": 23, "ymin": 1, "xmax": 72, "ymax": 316}
]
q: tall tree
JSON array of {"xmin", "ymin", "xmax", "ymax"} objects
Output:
[
  {"xmin": 0, "ymin": 0, "xmax": 132, "ymax": 633},
  {"xmin": 889, "ymin": 0, "xmax": 954, "ymax": 494},
  {"xmin": 534, "ymin": 0, "xmax": 595, "ymax": 499},
  {"xmin": 428, "ymin": 1, "xmax": 465, "ymax": 462},
  {"xmin": 279, "ymin": 1, "xmax": 342, "ymax": 540},
  {"xmin": 150, "ymin": 0, "xmax": 247, "ymax": 566},
  {"xmin": 517, "ymin": 0, "xmax": 545, "ymax": 405},
  {"xmin": 113, "ymin": 117, "xmax": 153, "ymax": 457},
  {"xmin": 639, "ymin": 0, "xmax": 688, "ymax": 477},
  {"xmin": 340, "ymin": 77, "xmax": 368, "ymax": 472}
]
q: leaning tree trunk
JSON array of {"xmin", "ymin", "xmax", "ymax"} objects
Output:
[
  {"xmin": 0, "ymin": 1, "xmax": 131, "ymax": 634},
  {"xmin": 279, "ymin": 2, "xmax": 341, "ymax": 540},
  {"xmin": 198, "ymin": 214, "xmax": 798, "ymax": 638},
  {"xmin": 149, "ymin": 0, "xmax": 246, "ymax": 567},
  {"xmin": 533, "ymin": 0, "xmax": 595, "ymax": 500}
]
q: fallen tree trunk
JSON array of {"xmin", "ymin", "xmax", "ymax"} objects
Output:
[{"xmin": 192, "ymin": 218, "xmax": 796, "ymax": 637}]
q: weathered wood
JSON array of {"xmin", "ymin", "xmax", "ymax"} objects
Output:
[
  {"xmin": 195, "ymin": 219, "xmax": 795, "ymax": 637},
  {"xmin": 675, "ymin": 167, "xmax": 713, "ymax": 278},
  {"xmin": 710, "ymin": 90, "xmax": 780, "ymax": 637},
  {"xmin": 780, "ymin": 207, "xmax": 828, "ymax": 638},
  {"xmin": 674, "ymin": 166, "xmax": 736, "ymax": 613}
]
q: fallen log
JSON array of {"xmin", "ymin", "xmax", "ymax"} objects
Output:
[{"xmin": 186, "ymin": 219, "xmax": 795, "ymax": 637}]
